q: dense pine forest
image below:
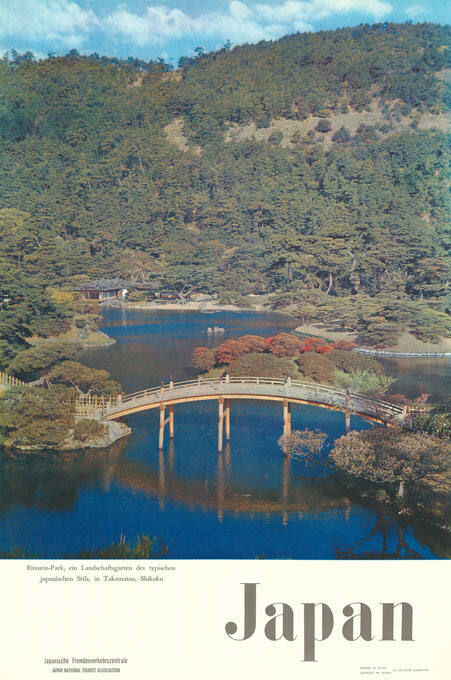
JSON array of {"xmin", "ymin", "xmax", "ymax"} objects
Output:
[{"xmin": 0, "ymin": 22, "xmax": 450, "ymax": 365}]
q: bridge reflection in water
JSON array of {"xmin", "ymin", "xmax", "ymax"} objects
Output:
[
  {"xmin": 115, "ymin": 438, "xmax": 346, "ymax": 527},
  {"xmin": 0, "ymin": 438, "xmax": 344, "ymax": 525},
  {"xmin": 0, "ymin": 434, "xmax": 442, "ymax": 558}
]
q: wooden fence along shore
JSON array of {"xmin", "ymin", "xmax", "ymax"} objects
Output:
[{"xmin": 0, "ymin": 371, "xmax": 25, "ymax": 387}]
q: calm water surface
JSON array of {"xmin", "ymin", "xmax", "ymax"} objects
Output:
[{"xmin": 0, "ymin": 309, "xmax": 449, "ymax": 559}]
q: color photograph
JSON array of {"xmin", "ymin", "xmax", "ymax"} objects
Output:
[{"xmin": 0, "ymin": 1, "xmax": 449, "ymax": 564}]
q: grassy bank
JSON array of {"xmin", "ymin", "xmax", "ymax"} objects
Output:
[
  {"xmin": 29, "ymin": 325, "xmax": 115, "ymax": 348},
  {"xmin": 294, "ymin": 324, "xmax": 451, "ymax": 354}
]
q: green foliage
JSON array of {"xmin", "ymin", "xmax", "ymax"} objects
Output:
[
  {"xmin": 174, "ymin": 23, "xmax": 448, "ymax": 135},
  {"xmin": 0, "ymin": 385, "xmax": 76, "ymax": 449},
  {"xmin": 330, "ymin": 427, "xmax": 449, "ymax": 497},
  {"xmin": 126, "ymin": 290, "xmax": 148, "ymax": 302},
  {"xmin": 228, "ymin": 352, "xmax": 298, "ymax": 378},
  {"xmin": 317, "ymin": 294, "xmax": 451, "ymax": 347},
  {"xmin": 48, "ymin": 361, "xmax": 121, "ymax": 395},
  {"xmin": 328, "ymin": 349, "xmax": 384, "ymax": 375},
  {"xmin": 0, "ymin": 267, "xmax": 70, "ymax": 363},
  {"xmin": 0, "ymin": 208, "xmax": 38, "ymax": 271},
  {"xmin": 315, "ymin": 119, "xmax": 332, "ymax": 133},
  {"xmin": 332, "ymin": 126, "xmax": 351, "ymax": 143},
  {"xmin": 414, "ymin": 411, "xmax": 451, "ymax": 439},
  {"xmin": 296, "ymin": 352, "xmax": 336, "ymax": 383},
  {"xmin": 8, "ymin": 342, "xmax": 79, "ymax": 378},
  {"xmin": 333, "ymin": 368, "xmax": 396, "ymax": 395},
  {"xmin": 360, "ymin": 299, "xmax": 451, "ymax": 346},
  {"xmin": 0, "ymin": 25, "xmax": 449, "ymax": 347},
  {"xmin": 0, "ymin": 340, "xmax": 17, "ymax": 370},
  {"xmin": 75, "ymin": 534, "xmax": 168, "ymax": 559},
  {"xmin": 0, "ymin": 546, "xmax": 37, "ymax": 559},
  {"xmin": 0, "ymin": 534, "xmax": 168, "ymax": 559}
]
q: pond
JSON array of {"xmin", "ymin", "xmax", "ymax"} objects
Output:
[{"xmin": 0, "ymin": 308, "xmax": 449, "ymax": 559}]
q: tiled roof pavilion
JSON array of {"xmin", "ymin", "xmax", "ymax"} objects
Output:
[{"xmin": 78, "ymin": 278, "xmax": 130, "ymax": 291}]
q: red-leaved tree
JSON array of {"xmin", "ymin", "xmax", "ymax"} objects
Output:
[
  {"xmin": 238, "ymin": 334, "xmax": 267, "ymax": 353},
  {"xmin": 299, "ymin": 337, "xmax": 333, "ymax": 354},
  {"xmin": 266, "ymin": 333, "xmax": 302, "ymax": 358},
  {"xmin": 215, "ymin": 339, "xmax": 248, "ymax": 365},
  {"xmin": 192, "ymin": 347, "xmax": 216, "ymax": 371}
]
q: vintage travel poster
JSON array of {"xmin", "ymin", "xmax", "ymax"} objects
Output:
[{"xmin": 0, "ymin": 1, "xmax": 449, "ymax": 678}]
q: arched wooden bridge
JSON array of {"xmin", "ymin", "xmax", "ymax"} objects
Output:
[{"xmin": 76, "ymin": 376, "xmax": 407, "ymax": 451}]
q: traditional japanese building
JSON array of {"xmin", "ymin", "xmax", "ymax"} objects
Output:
[{"xmin": 78, "ymin": 278, "xmax": 130, "ymax": 301}]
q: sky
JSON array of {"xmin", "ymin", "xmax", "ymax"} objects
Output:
[{"xmin": 0, "ymin": 1, "xmax": 449, "ymax": 63}]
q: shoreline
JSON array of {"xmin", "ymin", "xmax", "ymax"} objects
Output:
[
  {"xmin": 94, "ymin": 302, "xmax": 449, "ymax": 358},
  {"xmin": 30, "ymin": 328, "xmax": 116, "ymax": 349},
  {"xmin": 293, "ymin": 323, "xmax": 451, "ymax": 358},
  {"xmin": 107, "ymin": 300, "xmax": 268, "ymax": 313}
]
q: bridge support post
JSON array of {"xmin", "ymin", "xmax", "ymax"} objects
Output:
[
  {"xmin": 225, "ymin": 399, "xmax": 230, "ymax": 441},
  {"xmin": 159, "ymin": 405, "xmax": 165, "ymax": 449},
  {"xmin": 169, "ymin": 404, "xmax": 174, "ymax": 438},
  {"xmin": 218, "ymin": 398, "xmax": 224, "ymax": 452},
  {"xmin": 283, "ymin": 400, "xmax": 291, "ymax": 437},
  {"xmin": 345, "ymin": 411, "xmax": 350, "ymax": 435}
]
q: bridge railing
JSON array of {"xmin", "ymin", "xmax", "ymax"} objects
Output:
[
  {"xmin": 99, "ymin": 376, "xmax": 404, "ymax": 419},
  {"xmin": 74, "ymin": 376, "xmax": 405, "ymax": 423}
]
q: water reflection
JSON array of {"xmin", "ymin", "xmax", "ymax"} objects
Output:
[
  {"xmin": 1, "ymin": 309, "xmax": 448, "ymax": 559},
  {"xmin": 0, "ymin": 442, "xmax": 344, "ymax": 521},
  {"xmin": 81, "ymin": 309, "xmax": 298, "ymax": 393},
  {"xmin": 118, "ymin": 444, "xmax": 346, "ymax": 519},
  {"xmin": 335, "ymin": 516, "xmax": 426, "ymax": 560},
  {"xmin": 1, "ymin": 440, "xmax": 448, "ymax": 559},
  {"xmin": 380, "ymin": 357, "xmax": 450, "ymax": 404},
  {"xmin": 0, "ymin": 441, "xmax": 127, "ymax": 514}
]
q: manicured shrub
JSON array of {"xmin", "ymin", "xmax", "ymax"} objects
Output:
[
  {"xmin": 333, "ymin": 368, "xmax": 396, "ymax": 395},
  {"xmin": 127, "ymin": 290, "xmax": 147, "ymax": 302},
  {"xmin": 299, "ymin": 337, "xmax": 333, "ymax": 354},
  {"xmin": 315, "ymin": 119, "xmax": 332, "ymax": 133},
  {"xmin": 266, "ymin": 333, "xmax": 302, "ymax": 358},
  {"xmin": 215, "ymin": 339, "xmax": 248, "ymax": 364},
  {"xmin": 413, "ymin": 412, "xmax": 450, "ymax": 439},
  {"xmin": 328, "ymin": 349, "xmax": 384, "ymax": 375},
  {"xmin": 48, "ymin": 361, "xmax": 121, "ymax": 396},
  {"xmin": 8, "ymin": 342, "xmax": 80, "ymax": 378},
  {"xmin": 296, "ymin": 352, "xmax": 335, "ymax": 383},
  {"xmin": 332, "ymin": 126, "xmax": 351, "ymax": 143},
  {"xmin": 238, "ymin": 334, "xmax": 267, "ymax": 353},
  {"xmin": 192, "ymin": 347, "xmax": 216, "ymax": 371},
  {"xmin": 228, "ymin": 353, "xmax": 298, "ymax": 378},
  {"xmin": 330, "ymin": 427, "xmax": 449, "ymax": 499},
  {"xmin": 0, "ymin": 385, "xmax": 76, "ymax": 449}
]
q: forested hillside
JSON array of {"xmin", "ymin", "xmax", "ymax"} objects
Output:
[{"xmin": 0, "ymin": 22, "xmax": 449, "ymax": 360}]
